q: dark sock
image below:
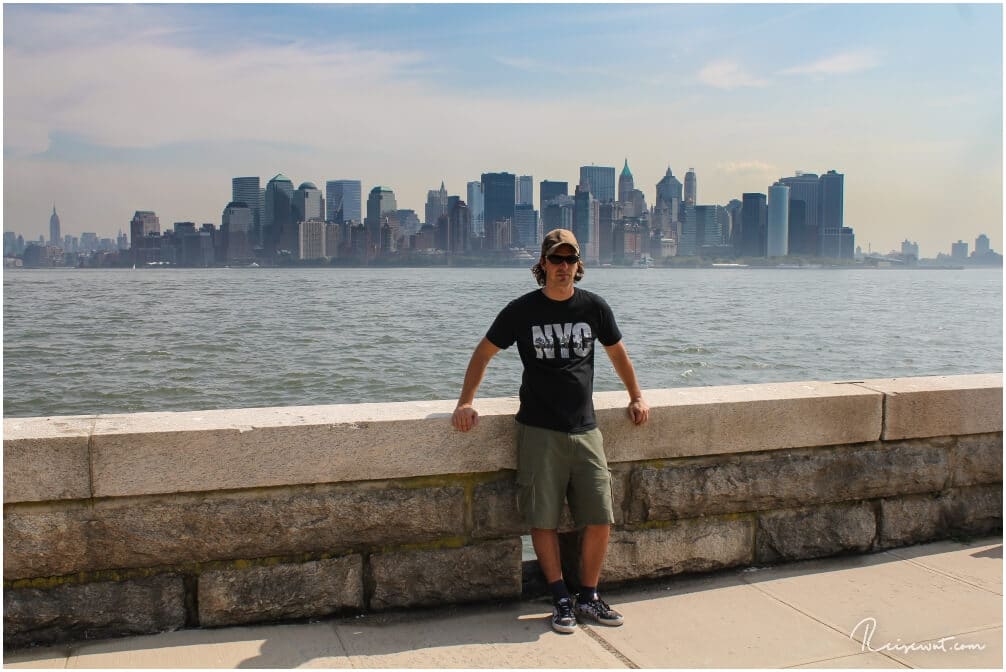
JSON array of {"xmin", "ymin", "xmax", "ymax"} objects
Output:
[
  {"xmin": 548, "ymin": 579, "xmax": 570, "ymax": 604},
  {"xmin": 579, "ymin": 585, "xmax": 598, "ymax": 602}
]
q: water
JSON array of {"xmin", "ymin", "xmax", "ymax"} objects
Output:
[{"xmin": 3, "ymin": 267, "xmax": 1002, "ymax": 418}]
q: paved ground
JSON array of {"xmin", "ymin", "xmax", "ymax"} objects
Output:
[{"xmin": 6, "ymin": 537, "xmax": 1002, "ymax": 669}]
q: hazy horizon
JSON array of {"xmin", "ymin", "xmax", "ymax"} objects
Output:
[{"xmin": 3, "ymin": 3, "xmax": 1002, "ymax": 257}]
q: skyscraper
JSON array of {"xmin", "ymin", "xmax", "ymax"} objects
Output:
[
  {"xmin": 365, "ymin": 186, "xmax": 397, "ymax": 255},
  {"xmin": 481, "ymin": 172, "xmax": 516, "ymax": 234},
  {"xmin": 516, "ymin": 175, "xmax": 533, "ymax": 207},
  {"xmin": 425, "ymin": 182, "xmax": 448, "ymax": 227},
  {"xmin": 540, "ymin": 180, "xmax": 568, "ymax": 207},
  {"xmin": 767, "ymin": 183, "xmax": 790, "ymax": 257},
  {"xmin": 222, "ymin": 202, "xmax": 254, "ymax": 262},
  {"xmin": 513, "ymin": 204, "xmax": 538, "ymax": 248},
  {"xmin": 232, "ymin": 177, "xmax": 261, "ymax": 241},
  {"xmin": 684, "ymin": 168, "xmax": 697, "ymax": 205},
  {"xmin": 293, "ymin": 182, "xmax": 324, "ymax": 223},
  {"xmin": 975, "ymin": 234, "xmax": 991, "ymax": 256},
  {"xmin": 49, "ymin": 206, "xmax": 61, "ymax": 246},
  {"xmin": 818, "ymin": 170, "xmax": 844, "ymax": 231},
  {"xmin": 325, "ymin": 180, "xmax": 362, "ymax": 223},
  {"xmin": 618, "ymin": 159, "xmax": 634, "ymax": 204},
  {"xmin": 578, "ymin": 166, "xmax": 616, "ymax": 203},
  {"xmin": 739, "ymin": 193, "xmax": 767, "ymax": 257},
  {"xmin": 263, "ymin": 174, "xmax": 295, "ymax": 254},
  {"xmin": 573, "ymin": 180, "xmax": 599, "ymax": 263},
  {"xmin": 466, "ymin": 181, "xmax": 485, "ymax": 236}
]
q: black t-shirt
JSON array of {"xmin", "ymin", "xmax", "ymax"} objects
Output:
[{"xmin": 486, "ymin": 287, "xmax": 622, "ymax": 433}]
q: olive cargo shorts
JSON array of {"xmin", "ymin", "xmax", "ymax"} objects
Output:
[{"xmin": 515, "ymin": 421, "xmax": 615, "ymax": 529}]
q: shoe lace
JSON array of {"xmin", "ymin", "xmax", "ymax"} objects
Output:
[
  {"xmin": 556, "ymin": 598, "xmax": 574, "ymax": 618},
  {"xmin": 587, "ymin": 597, "xmax": 612, "ymax": 615}
]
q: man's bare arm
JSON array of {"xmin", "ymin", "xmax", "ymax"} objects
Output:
[
  {"xmin": 452, "ymin": 337, "xmax": 502, "ymax": 432},
  {"xmin": 603, "ymin": 341, "xmax": 649, "ymax": 425}
]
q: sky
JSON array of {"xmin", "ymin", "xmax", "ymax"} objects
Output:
[{"xmin": 3, "ymin": 2, "xmax": 1003, "ymax": 257}]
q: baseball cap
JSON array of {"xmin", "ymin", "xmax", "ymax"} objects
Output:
[{"xmin": 540, "ymin": 229, "xmax": 580, "ymax": 257}]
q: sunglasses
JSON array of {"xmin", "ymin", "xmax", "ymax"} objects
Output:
[{"xmin": 546, "ymin": 254, "xmax": 580, "ymax": 265}]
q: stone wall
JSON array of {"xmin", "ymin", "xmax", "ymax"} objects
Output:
[{"xmin": 4, "ymin": 375, "xmax": 1002, "ymax": 648}]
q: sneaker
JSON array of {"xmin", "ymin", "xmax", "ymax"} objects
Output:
[
  {"xmin": 575, "ymin": 595, "xmax": 624, "ymax": 626},
  {"xmin": 550, "ymin": 597, "xmax": 577, "ymax": 634}
]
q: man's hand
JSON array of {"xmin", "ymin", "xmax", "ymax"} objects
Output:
[
  {"xmin": 628, "ymin": 398, "xmax": 649, "ymax": 425},
  {"xmin": 452, "ymin": 404, "xmax": 479, "ymax": 432}
]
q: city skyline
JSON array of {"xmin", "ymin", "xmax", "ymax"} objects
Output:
[{"xmin": 3, "ymin": 4, "xmax": 1002, "ymax": 256}]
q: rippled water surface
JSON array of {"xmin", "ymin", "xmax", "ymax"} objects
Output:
[{"xmin": 4, "ymin": 267, "xmax": 1002, "ymax": 417}]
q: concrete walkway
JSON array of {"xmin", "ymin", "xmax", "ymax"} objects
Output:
[{"xmin": 6, "ymin": 537, "xmax": 1002, "ymax": 669}]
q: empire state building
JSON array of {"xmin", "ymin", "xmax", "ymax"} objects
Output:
[{"xmin": 49, "ymin": 206, "xmax": 61, "ymax": 246}]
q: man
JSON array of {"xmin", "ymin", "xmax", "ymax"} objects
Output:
[{"xmin": 452, "ymin": 228, "xmax": 649, "ymax": 634}]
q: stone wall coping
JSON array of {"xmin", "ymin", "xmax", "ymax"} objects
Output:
[{"xmin": 3, "ymin": 375, "xmax": 1000, "ymax": 504}]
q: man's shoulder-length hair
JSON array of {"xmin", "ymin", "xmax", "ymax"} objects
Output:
[{"xmin": 531, "ymin": 257, "xmax": 586, "ymax": 287}]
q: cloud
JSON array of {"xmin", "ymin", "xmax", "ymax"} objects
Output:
[
  {"xmin": 696, "ymin": 60, "xmax": 768, "ymax": 89},
  {"xmin": 779, "ymin": 49, "xmax": 881, "ymax": 76},
  {"xmin": 714, "ymin": 161, "xmax": 778, "ymax": 176}
]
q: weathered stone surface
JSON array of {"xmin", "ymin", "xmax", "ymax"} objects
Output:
[
  {"xmin": 629, "ymin": 441, "xmax": 948, "ymax": 523},
  {"xmin": 3, "ymin": 574, "xmax": 185, "ymax": 648},
  {"xmin": 600, "ymin": 517, "xmax": 755, "ymax": 583},
  {"xmin": 878, "ymin": 494, "xmax": 945, "ymax": 549},
  {"xmin": 4, "ymin": 484, "xmax": 464, "ymax": 580},
  {"xmin": 3, "ymin": 416, "xmax": 94, "ymax": 503},
  {"xmin": 940, "ymin": 484, "xmax": 1003, "ymax": 536},
  {"xmin": 951, "ymin": 433, "xmax": 1003, "ymax": 487},
  {"xmin": 369, "ymin": 539, "xmax": 522, "ymax": 610},
  {"xmin": 198, "ymin": 555, "xmax": 363, "ymax": 627},
  {"xmin": 87, "ymin": 398, "xmax": 521, "ymax": 498},
  {"xmin": 756, "ymin": 502, "xmax": 876, "ymax": 563},
  {"xmin": 859, "ymin": 374, "xmax": 1003, "ymax": 440},
  {"xmin": 594, "ymin": 381, "xmax": 883, "ymax": 463},
  {"xmin": 471, "ymin": 478, "xmax": 525, "ymax": 539}
]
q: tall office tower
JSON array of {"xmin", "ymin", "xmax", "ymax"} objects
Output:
[
  {"xmin": 481, "ymin": 172, "xmax": 516, "ymax": 234},
  {"xmin": 818, "ymin": 170, "xmax": 844, "ymax": 231},
  {"xmin": 578, "ymin": 166, "xmax": 616, "ymax": 203},
  {"xmin": 820, "ymin": 227, "xmax": 855, "ymax": 259},
  {"xmin": 573, "ymin": 180, "xmax": 599, "ymax": 263},
  {"xmin": 49, "ymin": 206, "xmax": 61, "ymax": 246},
  {"xmin": 513, "ymin": 204, "xmax": 538, "ymax": 248},
  {"xmin": 466, "ymin": 181, "xmax": 485, "ymax": 236},
  {"xmin": 540, "ymin": 180, "xmax": 568, "ymax": 208},
  {"xmin": 232, "ymin": 177, "xmax": 261, "ymax": 240},
  {"xmin": 365, "ymin": 186, "xmax": 397, "ymax": 255},
  {"xmin": 901, "ymin": 240, "xmax": 920, "ymax": 260},
  {"xmin": 325, "ymin": 180, "xmax": 362, "ymax": 223},
  {"xmin": 677, "ymin": 203, "xmax": 697, "ymax": 256},
  {"xmin": 541, "ymin": 195, "xmax": 575, "ymax": 232},
  {"xmin": 694, "ymin": 205, "xmax": 728, "ymax": 252},
  {"xmin": 779, "ymin": 172, "xmax": 820, "ymax": 249},
  {"xmin": 293, "ymin": 182, "xmax": 324, "ymax": 222},
  {"xmin": 951, "ymin": 240, "xmax": 969, "ymax": 260},
  {"xmin": 724, "ymin": 199, "xmax": 742, "ymax": 248},
  {"xmin": 787, "ymin": 200, "xmax": 809, "ymax": 255},
  {"xmin": 739, "ymin": 193, "xmax": 768, "ymax": 257},
  {"xmin": 298, "ymin": 220, "xmax": 327, "ymax": 260},
  {"xmin": 448, "ymin": 197, "xmax": 471, "ymax": 254},
  {"xmin": 516, "ymin": 175, "xmax": 534, "ymax": 207},
  {"xmin": 655, "ymin": 167, "xmax": 683, "ymax": 234},
  {"xmin": 117, "ymin": 230, "xmax": 128, "ymax": 250},
  {"xmin": 618, "ymin": 159, "xmax": 634, "ymax": 204},
  {"xmin": 425, "ymin": 182, "xmax": 448, "ymax": 226},
  {"xmin": 222, "ymin": 202, "xmax": 254, "ymax": 262},
  {"xmin": 263, "ymin": 174, "xmax": 295, "ymax": 254},
  {"xmin": 395, "ymin": 209, "xmax": 421, "ymax": 236},
  {"xmin": 598, "ymin": 202, "xmax": 617, "ymax": 264},
  {"xmin": 975, "ymin": 234, "xmax": 990, "ymax": 256},
  {"xmin": 129, "ymin": 211, "xmax": 160, "ymax": 244},
  {"xmin": 3, "ymin": 231, "xmax": 16, "ymax": 256},
  {"xmin": 684, "ymin": 168, "xmax": 697, "ymax": 205},
  {"xmin": 656, "ymin": 166, "xmax": 683, "ymax": 205},
  {"xmin": 767, "ymin": 182, "xmax": 791, "ymax": 257}
]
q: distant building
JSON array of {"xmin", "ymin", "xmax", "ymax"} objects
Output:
[
  {"xmin": 540, "ymin": 180, "xmax": 568, "ymax": 208},
  {"xmin": 425, "ymin": 182, "xmax": 448, "ymax": 227},
  {"xmin": 766, "ymin": 183, "xmax": 790, "ymax": 257},
  {"xmin": 482, "ymin": 172, "xmax": 516, "ymax": 236},
  {"xmin": 264, "ymin": 174, "xmax": 295, "ymax": 254},
  {"xmin": 578, "ymin": 165, "xmax": 616, "ymax": 203},
  {"xmin": 516, "ymin": 175, "xmax": 533, "ymax": 207},
  {"xmin": 130, "ymin": 210, "xmax": 161, "ymax": 265},
  {"xmin": 677, "ymin": 203, "xmax": 697, "ymax": 256},
  {"xmin": 951, "ymin": 240, "xmax": 969, "ymax": 261},
  {"xmin": 49, "ymin": 206, "xmax": 61, "ymax": 246},
  {"xmin": 223, "ymin": 202, "xmax": 254, "ymax": 262},
  {"xmin": 819, "ymin": 227, "xmax": 855, "ymax": 259},
  {"xmin": 618, "ymin": 159, "xmax": 634, "ymax": 204},
  {"xmin": 901, "ymin": 239, "xmax": 920, "ymax": 261},
  {"xmin": 395, "ymin": 209, "xmax": 421, "ymax": 236},
  {"xmin": 325, "ymin": 180, "xmax": 362, "ymax": 224},
  {"xmin": 778, "ymin": 172, "xmax": 820, "ymax": 250},
  {"xmin": 738, "ymin": 193, "xmax": 767, "ymax": 257},
  {"xmin": 232, "ymin": 177, "xmax": 261, "ymax": 240},
  {"xmin": 467, "ymin": 181, "xmax": 485, "ymax": 235},
  {"xmin": 299, "ymin": 220, "xmax": 326, "ymax": 260},
  {"xmin": 293, "ymin": 182, "xmax": 324, "ymax": 223},
  {"xmin": 695, "ymin": 205, "xmax": 729, "ymax": 251},
  {"xmin": 573, "ymin": 180, "xmax": 599, "ymax": 263},
  {"xmin": 974, "ymin": 234, "xmax": 990, "ymax": 256},
  {"xmin": 448, "ymin": 197, "xmax": 472, "ymax": 254},
  {"xmin": 541, "ymin": 194, "xmax": 574, "ymax": 233},
  {"xmin": 513, "ymin": 204, "xmax": 538, "ymax": 248},
  {"xmin": 684, "ymin": 168, "xmax": 697, "ymax": 205},
  {"xmin": 365, "ymin": 187, "xmax": 397, "ymax": 256}
]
